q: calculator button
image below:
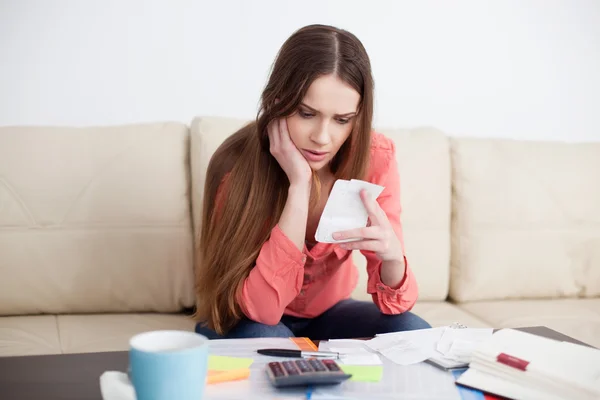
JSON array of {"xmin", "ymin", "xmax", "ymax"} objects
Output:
[
  {"xmin": 309, "ymin": 359, "xmax": 327, "ymax": 372},
  {"xmin": 295, "ymin": 359, "xmax": 313, "ymax": 373},
  {"xmin": 268, "ymin": 362, "xmax": 285, "ymax": 377},
  {"xmin": 322, "ymin": 359, "xmax": 341, "ymax": 371},
  {"xmin": 282, "ymin": 361, "xmax": 300, "ymax": 375}
]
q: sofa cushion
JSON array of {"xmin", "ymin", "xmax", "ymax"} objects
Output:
[
  {"xmin": 57, "ymin": 313, "xmax": 195, "ymax": 354},
  {"xmin": 190, "ymin": 117, "xmax": 452, "ymax": 301},
  {"xmin": 409, "ymin": 301, "xmax": 492, "ymax": 328},
  {"xmin": 0, "ymin": 123, "xmax": 195, "ymax": 315},
  {"xmin": 0, "ymin": 316, "xmax": 61, "ymax": 356},
  {"xmin": 459, "ymin": 299, "xmax": 600, "ymax": 348},
  {"xmin": 0, "ymin": 314, "xmax": 195, "ymax": 357},
  {"xmin": 449, "ymin": 137, "xmax": 600, "ymax": 301}
]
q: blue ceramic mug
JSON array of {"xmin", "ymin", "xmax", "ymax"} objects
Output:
[{"xmin": 128, "ymin": 330, "xmax": 209, "ymax": 400}]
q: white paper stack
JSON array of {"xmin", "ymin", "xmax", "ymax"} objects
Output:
[
  {"xmin": 318, "ymin": 339, "xmax": 464, "ymax": 399},
  {"xmin": 429, "ymin": 327, "xmax": 494, "ymax": 369},
  {"xmin": 315, "ymin": 179, "xmax": 384, "ymax": 243},
  {"xmin": 456, "ymin": 328, "xmax": 600, "ymax": 400},
  {"xmin": 360, "ymin": 326, "xmax": 493, "ymax": 369},
  {"xmin": 365, "ymin": 328, "xmax": 446, "ymax": 366}
]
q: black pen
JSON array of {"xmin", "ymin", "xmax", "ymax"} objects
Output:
[{"xmin": 257, "ymin": 348, "xmax": 340, "ymax": 359}]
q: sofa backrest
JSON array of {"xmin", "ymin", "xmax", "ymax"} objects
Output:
[
  {"xmin": 7, "ymin": 117, "xmax": 593, "ymax": 314},
  {"xmin": 352, "ymin": 126, "xmax": 451, "ymax": 301},
  {"xmin": 449, "ymin": 137, "xmax": 600, "ymax": 302},
  {"xmin": 190, "ymin": 117, "xmax": 452, "ymax": 302},
  {"xmin": 0, "ymin": 123, "xmax": 195, "ymax": 315}
]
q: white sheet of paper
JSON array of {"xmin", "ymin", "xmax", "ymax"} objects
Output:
[
  {"xmin": 327, "ymin": 339, "xmax": 368, "ymax": 345},
  {"xmin": 203, "ymin": 338, "xmax": 309, "ymax": 400},
  {"xmin": 366, "ymin": 327, "xmax": 446, "ymax": 366},
  {"xmin": 436, "ymin": 327, "xmax": 492, "ymax": 356},
  {"xmin": 201, "ymin": 337, "xmax": 462, "ymax": 400},
  {"xmin": 315, "ymin": 179, "xmax": 384, "ymax": 243},
  {"xmin": 457, "ymin": 328, "xmax": 600, "ymax": 400},
  {"xmin": 317, "ymin": 339, "xmax": 461, "ymax": 400},
  {"xmin": 329, "ymin": 347, "xmax": 382, "ymax": 365},
  {"xmin": 446, "ymin": 339, "xmax": 479, "ymax": 363}
]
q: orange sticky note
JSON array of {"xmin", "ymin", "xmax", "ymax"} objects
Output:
[{"xmin": 206, "ymin": 368, "xmax": 251, "ymax": 384}]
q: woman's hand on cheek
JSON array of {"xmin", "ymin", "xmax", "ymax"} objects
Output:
[
  {"xmin": 332, "ymin": 190, "xmax": 403, "ymax": 262},
  {"xmin": 268, "ymin": 118, "xmax": 312, "ymax": 186}
]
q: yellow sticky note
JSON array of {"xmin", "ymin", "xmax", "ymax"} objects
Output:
[
  {"xmin": 340, "ymin": 365, "xmax": 383, "ymax": 382},
  {"xmin": 208, "ymin": 355, "xmax": 254, "ymax": 371}
]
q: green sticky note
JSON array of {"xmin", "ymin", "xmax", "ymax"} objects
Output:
[
  {"xmin": 340, "ymin": 365, "xmax": 383, "ymax": 382},
  {"xmin": 208, "ymin": 355, "xmax": 254, "ymax": 371}
]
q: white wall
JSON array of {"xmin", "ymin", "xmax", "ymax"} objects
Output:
[{"xmin": 1, "ymin": 0, "xmax": 599, "ymax": 141}]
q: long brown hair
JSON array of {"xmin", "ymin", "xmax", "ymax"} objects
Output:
[{"xmin": 193, "ymin": 24, "xmax": 375, "ymax": 335}]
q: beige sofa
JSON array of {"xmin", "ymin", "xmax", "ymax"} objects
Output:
[{"xmin": 1, "ymin": 116, "xmax": 598, "ymax": 358}]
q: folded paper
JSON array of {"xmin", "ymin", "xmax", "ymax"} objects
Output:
[{"xmin": 315, "ymin": 179, "xmax": 385, "ymax": 243}]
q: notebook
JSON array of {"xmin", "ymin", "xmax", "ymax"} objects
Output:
[{"xmin": 455, "ymin": 328, "xmax": 600, "ymax": 400}]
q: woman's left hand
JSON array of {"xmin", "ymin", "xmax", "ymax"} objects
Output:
[{"xmin": 332, "ymin": 189, "xmax": 403, "ymax": 262}]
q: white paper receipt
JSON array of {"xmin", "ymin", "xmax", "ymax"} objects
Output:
[{"xmin": 314, "ymin": 179, "xmax": 384, "ymax": 243}]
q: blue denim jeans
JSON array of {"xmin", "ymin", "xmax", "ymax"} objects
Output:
[{"xmin": 195, "ymin": 299, "xmax": 431, "ymax": 340}]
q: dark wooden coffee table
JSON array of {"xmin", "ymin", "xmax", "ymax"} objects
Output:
[{"xmin": 0, "ymin": 326, "xmax": 592, "ymax": 400}]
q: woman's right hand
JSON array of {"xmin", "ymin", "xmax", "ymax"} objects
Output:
[{"xmin": 268, "ymin": 118, "xmax": 312, "ymax": 186}]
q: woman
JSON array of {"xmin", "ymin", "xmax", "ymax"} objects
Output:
[{"xmin": 193, "ymin": 24, "xmax": 431, "ymax": 339}]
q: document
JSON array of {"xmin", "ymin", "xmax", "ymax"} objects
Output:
[
  {"xmin": 204, "ymin": 338, "xmax": 309, "ymax": 399},
  {"xmin": 204, "ymin": 337, "xmax": 462, "ymax": 399},
  {"xmin": 317, "ymin": 339, "xmax": 461, "ymax": 400},
  {"xmin": 315, "ymin": 179, "xmax": 384, "ymax": 243}
]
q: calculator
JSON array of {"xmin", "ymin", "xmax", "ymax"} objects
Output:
[{"xmin": 266, "ymin": 358, "xmax": 352, "ymax": 388}]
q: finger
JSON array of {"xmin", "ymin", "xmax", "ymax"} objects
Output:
[
  {"xmin": 279, "ymin": 117, "xmax": 288, "ymax": 134},
  {"xmin": 268, "ymin": 120, "xmax": 280, "ymax": 150},
  {"xmin": 280, "ymin": 118, "xmax": 300, "ymax": 156},
  {"xmin": 332, "ymin": 226, "xmax": 383, "ymax": 241},
  {"xmin": 278, "ymin": 118, "xmax": 292, "ymax": 147},
  {"xmin": 339, "ymin": 239, "xmax": 382, "ymax": 252},
  {"xmin": 360, "ymin": 190, "xmax": 384, "ymax": 225}
]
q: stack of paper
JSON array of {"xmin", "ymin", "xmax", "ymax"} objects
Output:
[
  {"xmin": 318, "ymin": 338, "xmax": 463, "ymax": 399},
  {"xmin": 364, "ymin": 328, "xmax": 443, "ymax": 365},
  {"xmin": 359, "ymin": 326, "xmax": 493, "ymax": 368},
  {"xmin": 430, "ymin": 327, "xmax": 494, "ymax": 369},
  {"xmin": 208, "ymin": 337, "xmax": 462, "ymax": 399},
  {"xmin": 456, "ymin": 328, "xmax": 600, "ymax": 400}
]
